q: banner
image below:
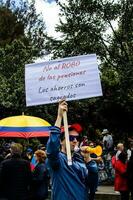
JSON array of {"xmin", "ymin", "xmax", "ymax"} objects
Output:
[{"xmin": 25, "ymin": 54, "xmax": 102, "ymax": 106}]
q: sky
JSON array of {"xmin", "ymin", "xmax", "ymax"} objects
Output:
[
  {"xmin": 4, "ymin": 0, "xmax": 61, "ymax": 38},
  {"xmin": 33, "ymin": 0, "xmax": 118, "ymax": 62},
  {"xmin": 34, "ymin": 0, "xmax": 118, "ymax": 39},
  {"xmin": 34, "ymin": 0, "xmax": 61, "ymax": 38},
  {"xmin": 3, "ymin": 0, "xmax": 118, "ymax": 39}
]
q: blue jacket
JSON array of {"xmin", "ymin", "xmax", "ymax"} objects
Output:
[
  {"xmin": 46, "ymin": 126, "xmax": 88, "ymax": 200},
  {"xmin": 86, "ymin": 160, "xmax": 98, "ymax": 193}
]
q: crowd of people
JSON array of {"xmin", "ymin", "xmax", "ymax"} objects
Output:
[{"xmin": 0, "ymin": 100, "xmax": 133, "ymax": 200}]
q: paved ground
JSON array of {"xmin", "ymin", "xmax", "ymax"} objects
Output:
[
  {"xmin": 95, "ymin": 185, "xmax": 121, "ymax": 200},
  {"xmin": 48, "ymin": 185, "xmax": 132, "ymax": 200},
  {"xmin": 96, "ymin": 185, "xmax": 117, "ymax": 194},
  {"xmin": 47, "ymin": 186, "xmax": 120, "ymax": 199}
]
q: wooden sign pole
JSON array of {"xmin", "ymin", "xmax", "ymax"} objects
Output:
[{"xmin": 63, "ymin": 111, "xmax": 72, "ymax": 165}]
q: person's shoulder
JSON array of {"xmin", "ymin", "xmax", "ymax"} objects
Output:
[
  {"xmin": 50, "ymin": 126, "xmax": 61, "ymax": 132},
  {"xmin": 20, "ymin": 158, "xmax": 30, "ymax": 165},
  {"xmin": 87, "ymin": 160, "xmax": 97, "ymax": 166},
  {"xmin": 35, "ymin": 162, "xmax": 45, "ymax": 170},
  {"xmin": 38, "ymin": 162, "xmax": 46, "ymax": 168},
  {"xmin": 1, "ymin": 158, "xmax": 12, "ymax": 165},
  {"xmin": 109, "ymin": 134, "xmax": 113, "ymax": 138}
]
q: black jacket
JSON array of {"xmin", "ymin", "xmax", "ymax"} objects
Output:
[
  {"xmin": 0, "ymin": 155, "xmax": 32, "ymax": 200},
  {"xmin": 127, "ymin": 151, "xmax": 133, "ymax": 193},
  {"xmin": 31, "ymin": 162, "xmax": 49, "ymax": 200}
]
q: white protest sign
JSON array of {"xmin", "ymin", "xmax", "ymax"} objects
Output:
[{"xmin": 25, "ymin": 54, "xmax": 102, "ymax": 106}]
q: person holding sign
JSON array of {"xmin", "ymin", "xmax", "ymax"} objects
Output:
[{"xmin": 46, "ymin": 100, "xmax": 88, "ymax": 200}]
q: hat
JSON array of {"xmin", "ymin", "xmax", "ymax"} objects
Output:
[
  {"xmin": 26, "ymin": 147, "xmax": 33, "ymax": 153},
  {"xmin": 61, "ymin": 123, "xmax": 82, "ymax": 134},
  {"xmin": 102, "ymin": 129, "xmax": 109, "ymax": 134}
]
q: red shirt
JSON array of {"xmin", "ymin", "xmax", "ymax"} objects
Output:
[{"xmin": 112, "ymin": 157, "xmax": 128, "ymax": 191}]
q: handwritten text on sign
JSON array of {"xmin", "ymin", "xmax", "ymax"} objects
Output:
[{"xmin": 25, "ymin": 54, "xmax": 102, "ymax": 106}]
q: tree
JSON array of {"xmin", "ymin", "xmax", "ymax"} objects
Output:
[
  {"xmin": 100, "ymin": 0, "xmax": 133, "ymax": 135},
  {"xmin": 46, "ymin": 0, "xmax": 120, "ymax": 58},
  {"xmin": 45, "ymin": 0, "xmax": 133, "ymax": 137},
  {"xmin": 0, "ymin": 0, "xmax": 49, "ymax": 119}
]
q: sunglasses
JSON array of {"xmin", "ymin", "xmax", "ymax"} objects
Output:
[{"xmin": 69, "ymin": 135, "xmax": 80, "ymax": 141}]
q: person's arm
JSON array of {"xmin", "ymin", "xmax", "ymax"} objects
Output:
[
  {"xmin": 46, "ymin": 100, "xmax": 68, "ymax": 170},
  {"xmin": 55, "ymin": 100, "xmax": 68, "ymax": 128},
  {"xmin": 91, "ymin": 156, "xmax": 102, "ymax": 163}
]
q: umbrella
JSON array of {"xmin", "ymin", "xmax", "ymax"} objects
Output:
[{"xmin": 0, "ymin": 115, "xmax": 52, "ymax": 138}]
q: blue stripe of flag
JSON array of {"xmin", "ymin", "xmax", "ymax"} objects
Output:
[{"xmin": 0, "ymin": 126, "xmax": 53, "ymax": 132}]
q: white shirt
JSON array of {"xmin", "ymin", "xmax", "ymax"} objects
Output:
[{"xmin": 103, "ymin": 134, "xmax": 113, "ymax": 149}]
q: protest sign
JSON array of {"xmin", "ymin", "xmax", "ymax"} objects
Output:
[{"xmin": 25, "ymin": 54, "xmax": 102, "ymax": 106}]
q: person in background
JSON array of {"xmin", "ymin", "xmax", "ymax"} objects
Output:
[
  {"xmin": 115, "ymin": 142, "xmax": 132, "ymax": 161},
  {"xmin": 30, "ymin": 144, "xmax": 46, "ymax": 172},
  {"xmin": 112, "ymin": 143, "xmax": 123, "ymax": 166},
  {"xmin": 102, "ymin": 129, "xmax": 113, "ymax": 152},
  {"xmin": 31, "ymin": 150, "xmax": 49, "ymax": 200},
  {"xmin": 46, "ymin": 100, "xmax": 88, "ymax": 200},
  {"xmin": 127, "ymin": 142, "xmax": 133, "ymax": 161},
  {"xmin": 23, "ymin": 147, "xmax": 33, "ymax": 161},
  {"xmin": 112, "ymin": 151, "xmax": 129, "ymax": 200},
  {"xmin": 115, "ymin": 143, "xmax": 124, "ymax": 160},
  {"xmin": 38, "ymin": 144, "xmax": 46, "ymax": 151},
  {"xmin": 0, "ymin": 143, "xmax": 32, "ymax": 200},
  {"xmin": 98, "ymin": 156, "xmax": 108, "ymax": 184},
  {"xmin": 128, "ymin": 137, "xmax": 133, "ymax": 143},
  {"xmin": 3, "ymin": 143, "xmax": 12, "ymax": 159},
  {"xmin": 81, "ymin": 146, "xmax": 98, "ymax": 200},
  {"xmin": 127, "ymin": 150, "xmax": 133, "ymax": 200},
  {"xmin": 80, "ymin": 136, "xmax": 89, "ymax": 147}
]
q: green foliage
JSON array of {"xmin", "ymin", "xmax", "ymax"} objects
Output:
[
  {"xmin": 0, "ymin": 0, "xmax": 49, "ymax": 119},
  {"xmin": 45, "ymin": 0, "xmax": 133, "ymax": 137},
  {"xmin": 46, "ymin": 0, "xmax": 121, "ymax": 59},
  {"xmin": 0, "ymin": 0, "xmax": 133, "ymax": 140},
  {"xmin": 100, "ymin": 0, "xmax": 133, "ymax": 135},
  {"xmin": 0, "ymin": 40, "xmax": 32, "ymax": 108}
]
